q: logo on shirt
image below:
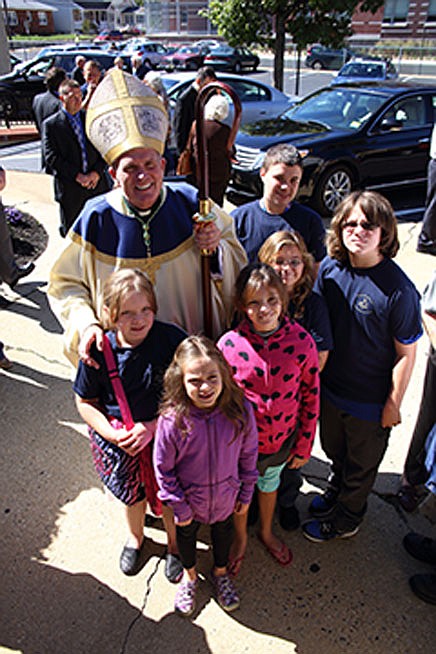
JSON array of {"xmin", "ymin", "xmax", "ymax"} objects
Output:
[{"xmin": 354, "ymin": 293, "xmax": 374, "ymax": 315}]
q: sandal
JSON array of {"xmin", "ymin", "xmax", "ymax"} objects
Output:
[{"xmin": 257, "ymin": 534, "xmax": 293, "ymax": 567}]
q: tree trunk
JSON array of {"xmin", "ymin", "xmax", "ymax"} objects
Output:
[{"xmin": 274, "ymin": 12, "xmax": 285, "ymax": 91}]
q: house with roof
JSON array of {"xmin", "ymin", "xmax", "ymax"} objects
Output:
[{"xmin": 2, "ymin": 0, "xmax": 56, "ymax": 35}]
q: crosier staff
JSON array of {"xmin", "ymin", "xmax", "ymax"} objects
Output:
[{"xmin": 194, "ymin": 81, "xmax": 242, "ymax": 337}]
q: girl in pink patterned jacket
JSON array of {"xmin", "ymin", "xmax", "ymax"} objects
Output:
[{"xmin": 217, "ymin": 263, "xmax": 319, "ymax": 574}]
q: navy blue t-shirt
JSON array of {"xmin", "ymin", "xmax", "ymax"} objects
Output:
[
  {"xmin": 315, "ymin": 257, "xmax": 422, "ymax": 419},
  {"xmin": 289, "ymin": 291, "xmax": 333, "ymax": 352},
  {"xmin": 74, "ymin": 321, "xmax": 186, "ymax": 422},
  {"xmin": 231, "ymin": 199, "xmax": 326, "ymax": 263}
]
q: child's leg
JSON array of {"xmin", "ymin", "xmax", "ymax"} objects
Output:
[
  {"xmin": 229, "ymin": 511, "xmax": 248, "ymax": 570},
  {"xmin": 258, "ymin": 489, "xmax": 280, "ymax": 548},
  {"xmin": 125, "ymin": 498, "xmax": 147, "ymax": 548},
  {"xmin": 210, "ymin": 515, "xmax": 234, "ymax": 575},
  {"xmin": 176, "ymin": 520, "xmax": 200, "ymax": 581},
  {"xmin": 256, "ymin": 464, "xmax": 292, "ymax": 565},
  {"xmin": 319, "ymin": 396, "xmax": 347, "ymax": 492},
  {"xmin": 161, "ymin": 503, "xmax": 179, "ymax": 555}
]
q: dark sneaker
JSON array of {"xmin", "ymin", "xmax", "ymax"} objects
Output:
[
  {"xmin": 174, "ymin": 579, "xmax": 198, "ymax": 616},
  {"xmin": 165, "ymin": 552, "xmax": 183, "ymax": 583},
  {"xmin": 309, "ymin": 489, "xmax": 338, "ymax": 518},
  {"xmin": 119, "ymin": 540, "xmax": 147, "ymax": 576},
  {"xmin": 10, "ymin": 261, "xmax": 35, "ymax": 288},
  {"xmin": 212, "ymin": 572, "xmax": 240, "ymax": 612},
  {"xmin": 303, "ymin": 518, "xmax": 359, "ymax": 543},
  {"xmin": 403, "ymin": 533, "xmax": 436, "ymax": 565},
  {"xmin": 278, "ymin": 505, "xmax": 300, "ymax": 531},
  {"xmin": 409, "ymin": 574, "xmax": 436, "ymax": 605}
]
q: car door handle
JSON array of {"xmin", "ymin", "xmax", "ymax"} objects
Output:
[{"xmin": 418, "ymin": 137, "xmax": 430, "ymax": 144}]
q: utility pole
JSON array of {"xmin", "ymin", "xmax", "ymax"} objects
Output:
[{"xmin": 0, "ymin": 4, "xmax": 10, "ymax": 74}]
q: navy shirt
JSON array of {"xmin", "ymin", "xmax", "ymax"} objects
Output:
[
  {"xmin": 74, "ymin": 321, "xmax": 186, "ymax": 422},
  {"xmin": 231, "ymin": 199, "xmax": 326, "ymax": 263},
  {"xmin": 289, "ymin": 291, "xmax": 333, "ymax": 352},
  {"xmin": 315, "ymin": 256, "xmax": 422, "ymax": 419}
]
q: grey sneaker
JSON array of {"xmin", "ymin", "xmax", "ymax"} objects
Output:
[{"xmin": 212, "ymin": 572, "xmax": 240, "ymax": 612}]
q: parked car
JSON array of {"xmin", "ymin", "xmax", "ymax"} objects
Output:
[
  {"xmin": 203, "ymin": 45, "xmax": 260, "ymax": 73},
  {"xmin": 228, "ymin": 82, "xmax": 436, "ymax": 215},
  {"xmin": 305, "ymin": 44, "xmax": 354, "ymax": 70},
  {"xmin": 94, "ymin": 29, "xmax": 124, "ymax": 43},
  {"xmin": 162, "ymin": 72, "xmax": 294, "ymax": 126},
  {"xmin": 163, "ymin": 44, "xmax": 210, "ymax": 71},
  {"xmin": 0, "ymin": 51, "xmax": 123, "ymax": 122},
  {"xmin": 332, "ymin": 58, "xmax": 398, "ymax": 85},
  {"xmin": 130, "ymin": 41, "xmax": 169, "ymax": 69}
]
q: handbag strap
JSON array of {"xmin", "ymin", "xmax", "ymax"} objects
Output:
[{"xmin": 102, "ymin": 334, "xmax": 134, "ymax": 430}]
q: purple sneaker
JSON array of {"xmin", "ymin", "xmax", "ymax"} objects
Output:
[
  {"xmin": 212, "ymin": 572, "xmax": 240, "ymax": 612},
  {"xmin": 174, "ymin": 579, "xmax": 197, "ymax": 617}
]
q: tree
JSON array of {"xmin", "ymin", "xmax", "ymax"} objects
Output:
[{"xmin": 204, "ymin": 0, "xmax": 384, "ymax": 92}]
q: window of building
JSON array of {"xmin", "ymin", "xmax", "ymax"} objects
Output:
[
  {"xmin": 73, "ymin": 9, "xmax": 81, "ymax": 21},
  {"xmin": 427, "ymin": 0, "xmax": 436, "ymax": 21},
  {"xmin": 7, "ymin": 10, "xmax": 18, "ymax": 26},
  {"xmin": 383, "ymin": 0, "xmax": 409, "ymax": 23},
  {"xmin": 38, "ymin": 11, "xmax": 48, "ymax": 26}
]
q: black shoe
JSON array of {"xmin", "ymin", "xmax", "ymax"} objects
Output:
[
  {"xmin": 409, "ymin": 574, "xmax": 436, "ymax": 605},
  {"xmin": 10, "ymin": 261, "xmax": 35, "ymax": 288},
  {"xmin": 309, "ymin": 488, "xmax": 338, "ymax": 519},
  {"xmin": 165, "ymin": 552, "xmax": 183, "ymax": 583},
  {"xmin": 119, "ymin": 540, "xmax": 148, "ymax": 576},
  {"xmin": 278, "ymin": 505, "xmax": 300, "ymax": 531},
  {"xmin": 403, "ymin": 533, "xmax": 436, "ymax": 565},
  {"xmin": 417, "ymin": 241, "xmax": 436, "ymax": 256}
]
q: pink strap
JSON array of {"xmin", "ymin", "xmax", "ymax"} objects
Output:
[{"xmin": 102, "ymin": 335, "xmax": 134, "ymax": 430}]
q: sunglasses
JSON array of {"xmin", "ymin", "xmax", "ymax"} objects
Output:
[
  {"xmin": 274, "ymin": 257, "xmax": 303, "ymax": 268},
  {"xmin": 342, "ymin": 220, "xmax": 379, "ymax": 231}
]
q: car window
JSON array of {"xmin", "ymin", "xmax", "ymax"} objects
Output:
[
  {"xmin": 381, "ymin": 95, "xmax": 427, "ymax": 129},
  {"xmin": 227, "ymin": 80, "xmax": 269, "ymax": 103}
]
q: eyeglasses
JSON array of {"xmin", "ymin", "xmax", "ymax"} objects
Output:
[
  {"xmin": 274, "ymin": 257, "xmax": 303, "ymax": 268},
  {"xmin": 342, "ymin": 220, "xmax": 379, "ymax": 232}
]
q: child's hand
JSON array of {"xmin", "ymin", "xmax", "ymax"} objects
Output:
[
  {"xmin": 381, "ymin": 397, "xmax": 401, "ymax": 428},
  {"xmin": 116, "ymin": 422, "xmax": 153, "ymax": 455},
  {"xmin": 234, "ymin": 501, "xmax": 249, "ymax": 515},
  {"xmin": 287, "ymin": 455, "xmax": 309, "ymax": 469},
  {"xmin": 78, "ymin": 324, "xmax": 104, "ymax": 369}
]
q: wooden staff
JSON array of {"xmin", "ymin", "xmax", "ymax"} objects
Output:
[{"xmin": 194, "ymin": 81, "xmax": 242, "ymax": 337}]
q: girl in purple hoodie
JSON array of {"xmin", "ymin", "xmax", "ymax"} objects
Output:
[
  {"xmin": 154, "ymin": 335, "xmax": 258, "ymax": 617},
  {"xmin": 217, "ymin": 264, "xmax": 319, "ymax": 575}
]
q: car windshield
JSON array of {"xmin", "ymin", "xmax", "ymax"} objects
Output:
[
  {"xmin": 283, "ymin": 87, "xmax": 387, "ymax": 130},
  {"xmin": 340, "ymin": 62, "xmax": 384, "ymax": 78}
]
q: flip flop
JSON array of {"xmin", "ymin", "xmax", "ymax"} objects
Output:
[
  {"xmin": 257, "ymin": 534, "xmax": 293, "ymax": 567},
  {"xmin": 228, "ymin": 554, "xmax": 245, "ymax": 578}
]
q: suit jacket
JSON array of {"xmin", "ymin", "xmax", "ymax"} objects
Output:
[
  {"xmin": 174, "ymin": 84, "xmax": 198, "ymax": 155},
  {"xmin": 42, "ymin": 109, "xmax": 109, "ymax": 228},
  {"xmin": 32, "ymin": 90, "xmax": 61, "ymax": 133}
]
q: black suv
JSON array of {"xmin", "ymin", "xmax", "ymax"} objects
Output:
[
  {"xmin": 0, "ymin": 50, "xmax": 127, "ymax": 122},
  {"xmin": 228, "ymin": 82, "xmax": 436, "ymax": 215}
]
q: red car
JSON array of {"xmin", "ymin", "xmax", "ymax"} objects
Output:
[
  {"xmin": 164, "ymin": 45, "xmax": 210, "ymax": 71},
  {"xmin": 94, "ymin": 30, "xmax": 124, "ymax": 43}
]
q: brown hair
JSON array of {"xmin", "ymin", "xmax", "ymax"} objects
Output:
[
  {"xmin": 261, "ymin": 144, "xmax": 302, "ymax": 173},
  {"xmin": 328, "ymin": 190, "xmax": 399, "ymax": 264},
  {"xmin": 233, "ymin": 263, "xmax": 288, "ymax": 319},
  {"xmin": 258, "ymin": 231, "xmax": 315, "ymax": 320},
  {"xmin": 101, "ymin": 268, "xmax": 157, "ymax": 329},
  {"xmin": 160, "ymin": 335, "xmax": 247, "ymax": 435}
]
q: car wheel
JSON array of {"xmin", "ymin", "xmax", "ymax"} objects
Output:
[
  {"xmin": 314, "ymin": 165, "xmax": 354, "ymax": 215},
  {"xmin": 312, "ymin": 60, "xmax": 323, "ymax": 70},
  {"xmin": 0, "ymin": 94, "xmax": 16, "ymax": 120},
  {"xmin": 234, "ymin": 61, "xmax": 242, "ymax": 73}
]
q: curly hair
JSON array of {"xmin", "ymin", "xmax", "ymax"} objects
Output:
[
  {"xmin": 101, "ymin": 268, "xmax": 157, "ymax": 329},
  {"xmin": 328, "ymin": 190, "xmax": 399, "ymax": 264},
  {"xmin": 258, "ymin": 231, "xmax": 316, "ymax": 321},
  {"xmin": 160, "ymin": 335, "xmax": 247, "ymax": 436}
]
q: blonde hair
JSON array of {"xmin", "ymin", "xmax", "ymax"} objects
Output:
[
  {"xmin": 258, "ymin": 231, "xmax": 315, "ymax": 320},
  {"xmin": 102, "ymin": 268, "xmax": 157, "ymax": 329},
  {"xmin": 160, "ymin": 335, "xmax": 247, "ymax": 436}
]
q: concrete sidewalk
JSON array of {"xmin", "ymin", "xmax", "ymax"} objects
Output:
[{"xmin": 0, "ymin": 170, "xmax": 434, "ymax": 654}]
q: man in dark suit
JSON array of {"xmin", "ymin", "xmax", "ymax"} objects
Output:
[
  {"xmin": 173, "ymin": 66, "xmax": 216, "ymax": 157},
  {"xmin": 42, "ymin": 79, "xmax": 110, "ymax": 237},
  {"xmin": 32, "ymin": 67, "xmax": 67, "ymax": 172}
]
